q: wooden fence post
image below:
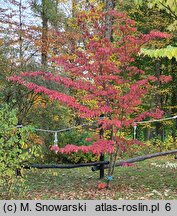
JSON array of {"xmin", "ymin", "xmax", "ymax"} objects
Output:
[
  {"xmin": 99, "ymin": 153, "xmax": 104, "ymax": 179},
  {"xmin": 16, "ymin": 168, "xmax": 21, "ymax": 177},
  {"xmin": 99, "ymin": 114, "xmax": 105, "ymax": 179}
]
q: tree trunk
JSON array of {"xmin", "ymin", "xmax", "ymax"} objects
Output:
[
  {"xmin": 41, "ymin": 0, "xmax": 48, "ymax": 67},
  {"xmin": 105, "ymin": 0, "xmax": 115, "ymax": 40},
  {"xmin": 103, "ymin": 0, "xmax": 115, "ymax": 188},
  {"xmin": 155, "ymin": 59, "xmax": 163, "ymax": 142},
  {"xmin": 19, "ymin": 0, "xmax": 23, "ymax": 69},
  {"xmin": 171, "ymin": 58, "xmax": 177, "ymax": 142}
]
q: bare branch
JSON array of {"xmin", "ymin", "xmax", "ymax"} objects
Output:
[{"xmin": 159, "ymin": 1, "xmax": 177, "ymax": 19}]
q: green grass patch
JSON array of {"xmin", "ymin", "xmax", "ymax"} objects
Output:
[{"xmin": 1, "ymin": 156, "xmax": 177, "ymax": 200}]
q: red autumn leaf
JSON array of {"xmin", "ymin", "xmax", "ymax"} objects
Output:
[
  {"xmin": 97, "ymin": 183, "xmax": 107, "ymax": 190},
  {"xmin": 122, "ymin": 162, "xmax": 135, "ymax": 167}
]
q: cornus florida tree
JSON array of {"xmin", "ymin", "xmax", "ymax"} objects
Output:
[{"xmin": 9, "ymin": 9, "xmax": 171, "ymax": 186}]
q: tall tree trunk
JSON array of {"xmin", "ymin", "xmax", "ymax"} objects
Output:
[
  {"xmin": 171, "ymin": 57, "xmax": 177, "ymax": 141},
  {"xmin": 104, "ymin": 0, "xmax": 115, "ymax": 188},
  {"xmin": 19, "ymin": 0, "xmax": 23, "ymax": 69},
  {"xmin": 155, "ymin": 59, "xmax": 163, "ymax": 142},
  {"xmin": 105, "ymin": 0, "xmax": 115, "ymax": 40},
  {"xmin": 41, "ymin": 0, "xmax": 48, "ymax": 67}
]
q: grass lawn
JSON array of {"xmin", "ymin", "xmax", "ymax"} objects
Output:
[{"xmin": 20, "ymin": 156, "xmax": 177, "ymax": 200}]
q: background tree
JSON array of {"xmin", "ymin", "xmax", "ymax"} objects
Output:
[
  {"xmin": 115, "ymin": 0, "xmax": 177, "ymax": 142},
  {"xmin": 31, "ymin": 0, "xmax": 68, "ymax": 67}
]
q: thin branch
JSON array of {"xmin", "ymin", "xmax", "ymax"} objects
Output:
[{"xmin": 159, "ymin": 1, "xmax": 177, "ymax": 19}]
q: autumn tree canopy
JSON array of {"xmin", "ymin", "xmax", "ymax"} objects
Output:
[{"xmin": 8, "ymin": 7, "xmax": 172, "ymax": 184}]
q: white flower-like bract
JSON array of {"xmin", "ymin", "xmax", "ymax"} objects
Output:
[{"xmin": 151, "ymin": 161, "xmax": 177, "ymax": 169}]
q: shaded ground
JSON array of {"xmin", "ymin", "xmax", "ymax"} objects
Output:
[{"xmin": 22, "ymin": 156, "xmax": 177, "ymax": 200}]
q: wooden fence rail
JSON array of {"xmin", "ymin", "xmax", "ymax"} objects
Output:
[
  {"xmin": 23, "ymin": 161, "xmax": 109, "ymax": 169},
  {"xmin": 17, "ymin": 161, "xmax": 109, "ymax": 179},
  {"xmin": 92, "ymin": 149, "xmax": 177, "ymax": 171}
]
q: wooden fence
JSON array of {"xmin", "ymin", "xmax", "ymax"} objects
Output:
[
  {"xmin": 17, "ymin": 160, "xmax": 109, "ymax": 179},
  {"xmin": 17, "ymin": 149, "xmax": 177, "ymax": 179}
]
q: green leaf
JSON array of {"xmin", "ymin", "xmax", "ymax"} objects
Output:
[{"xmin": 140, "ymin": 47, "xmax": 177, "ymax": 60}]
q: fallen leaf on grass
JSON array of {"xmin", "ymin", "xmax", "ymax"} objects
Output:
[{"xmin": 97, "ymin": 183, "xmax": 107, "ymax": 190}]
